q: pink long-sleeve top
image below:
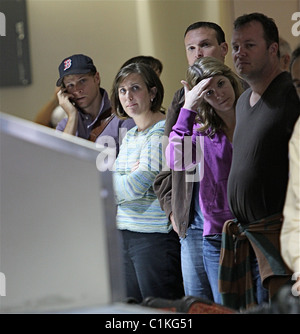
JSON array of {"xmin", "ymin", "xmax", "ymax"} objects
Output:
[{"xmin": 165, "ymin": 108, "xmax": 235, "ymax": 236}]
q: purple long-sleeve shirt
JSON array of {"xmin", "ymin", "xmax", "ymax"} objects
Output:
[{"xmin": 166, "ymin": 108, "xmax": 234, "ymax": 236}]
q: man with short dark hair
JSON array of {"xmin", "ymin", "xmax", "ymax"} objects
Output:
[
  {"xmin": 56, "ymin": 54, "xmax": 135, "ymax": 156},
  {"xmin": 219, "ymin": 13, "xmax": 300, "ymax": 310}
]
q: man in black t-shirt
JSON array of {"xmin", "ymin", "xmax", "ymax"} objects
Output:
[{"xmin": 220, "ymin": 13, "xmax": 300, "ymax": 310}]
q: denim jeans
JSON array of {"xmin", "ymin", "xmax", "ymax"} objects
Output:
[
  {"xmin": 180, "ymin": 217, "xmax": 213, "ymax": 301},
  {"xmin": 203, "ymin": 234, "xmax": 269, "ymax": 306},
  {"xmin": 120, "ymin": 229, "xmax": 184, "ymax": 303},
  {"xmin": 180, "ymin": 181, "xmax": 213, "ymax": 301},
  {"xmin": 180, "ymin": 225, "xmax": 213, "ymax": 301},
  {"xmin": 250, "ymin": 248, "xmax": 269, "ymax": 305},
  {"xmin": 203, "ymin": 234, "xmax": 223, "ymax": 304}
]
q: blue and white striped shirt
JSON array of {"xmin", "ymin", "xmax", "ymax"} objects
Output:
[{"xmin": 113, "ymin": 119, "xmax": 171, "ymax": 233}]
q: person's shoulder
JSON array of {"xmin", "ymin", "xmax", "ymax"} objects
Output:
[
  {"xmin": 272, "ymin": 71, "xmax": 294, "ymax": 91},
  {"xmin": 124, "ymin": 124, "xmax": 138, "ymax": 136},
  {"xmin": 237, "ymin": 87, "xmax": 251, "ymax": 102},
  {"xmin": 111, "ymin": 114, "xmax": 136, "ymax": 128},
  {"xmin": 120, "ymin": 117, "xmax": 136, "ymax": 128},
  {"xmin": 142, "ymin": 120, "xmax": 165, "ymax": 139},
  {"xmin": 151, "ymin": 119, "xmax": 166, "ymax": 132},
  {"xmin": 271, "ymin": 72, "xmax": 300, "ymax": 103}
]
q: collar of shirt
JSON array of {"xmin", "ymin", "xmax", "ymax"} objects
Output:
[{"xmin": 86, "ymin": 87, "xmax": 111, "ymax": 129}]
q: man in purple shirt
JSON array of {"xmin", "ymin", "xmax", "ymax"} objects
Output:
[{"xmin": 56, "ymin": 54, "xmax": 135, "ymax": 156}]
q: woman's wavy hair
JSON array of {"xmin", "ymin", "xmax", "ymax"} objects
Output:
[
  {"xmin": 111, "ymin": 62, "xmax": 164, "ymax": 120},
  {"xmin": 186, "ymin": 57, "xmax": 244, "ymax": 135}
]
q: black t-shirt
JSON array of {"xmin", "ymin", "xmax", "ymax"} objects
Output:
[{"xmin": 227, "ymin": 72, "xmax": 300, "ymax": 223}]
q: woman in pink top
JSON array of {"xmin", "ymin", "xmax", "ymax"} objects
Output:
[{"xmin": 166, "ymin": 57, "xmax": 244, "ymax": 303}]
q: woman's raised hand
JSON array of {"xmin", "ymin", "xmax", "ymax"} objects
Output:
[{"xmin": 181, "ymin": 77, "xmax": 213, "ymax": 112}]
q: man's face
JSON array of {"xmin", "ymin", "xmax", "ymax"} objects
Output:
[
  {"xmin": 184, "ymin": 27, "xmax": 228, "ymax": 66},
  {"xmin": 63, "ymin": 72, "xmax": 100, "ymax": 110},
  {"xmin": 291, "ymin": 56, "xmax": 300, "ymax": 99},
  {"xmin": 231, "ymin": 21, "xmax": 275, "ymax": 80}
]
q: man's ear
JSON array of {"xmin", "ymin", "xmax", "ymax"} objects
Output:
[
  {"xmin": 269, "ymin": 42, "xmax": 279, "ymax": 56},
  {"xmin": 283, "ymin": 54, "xmax": 291, "ymax": 67},
  {"xmin": 94, "ymin": 72, "xmax": 101, "ymax": 86},
  {"xmin": 220, "ymin": 42, "xmax": 229, "ymax": 59}
]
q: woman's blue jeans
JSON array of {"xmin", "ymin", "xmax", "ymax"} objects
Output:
[
  {"xmin": 203, "ymin": 234, "xmax": 223, "ymax": 304},
  {"xmin": 180, "ymin": 225, "xmax": 213, "ymax": 301}
]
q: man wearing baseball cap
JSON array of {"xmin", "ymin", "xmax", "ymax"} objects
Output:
[{"xmin": 56, "ymin": 54, "xmax": 135, "ymax": 156}]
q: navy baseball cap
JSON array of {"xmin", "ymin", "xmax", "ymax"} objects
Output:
[{"xmin": 56, "ymin": 54, "xmax": 97, "ymax": 86}]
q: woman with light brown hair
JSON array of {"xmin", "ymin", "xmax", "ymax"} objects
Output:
[{"xmin": 166, "ymin": 56, "xmax": 244, "ymax": 304}]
